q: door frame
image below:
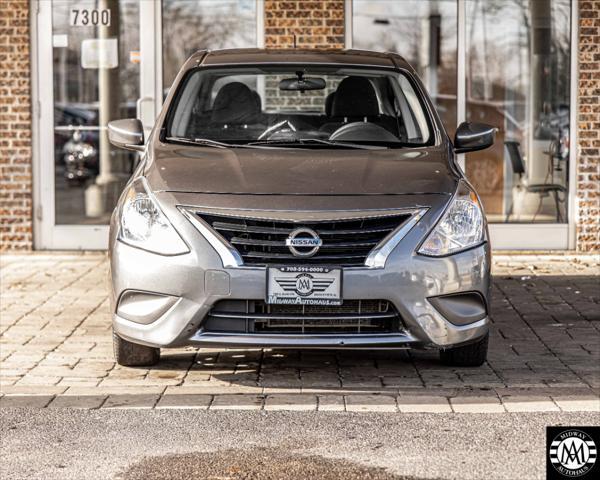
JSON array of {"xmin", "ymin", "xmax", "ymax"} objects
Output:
[
  {"xmin": 33, "ymin": 0, "xmax": 108, "ymax": 249},
  {"xmin": 344, "ymin": 0, "xmax": 578, "ymax": 251},
  {"xmin": 32, "ymin": 0, "xmax": 159, "ymax": 249}
]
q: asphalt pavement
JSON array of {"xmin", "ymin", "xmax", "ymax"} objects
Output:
[{"xmin": 1, "ymin": 408, "xmax": 599, "ymax": 480}]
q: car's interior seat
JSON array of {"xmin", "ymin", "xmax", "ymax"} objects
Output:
[
  {"xmin": 251, "ymin": 90, "xmax": 262, "ymax": 113},
  {"xmin": 319, "ymin": 77, "xmax": 399, "ymax": 138},
  {"xmin": 202, "ymin": 82, "xmax": 265, "ymax": 140},
  {"xmin": 211, "ymin": 82, "xmax": 262, "ymax": 125},
  {"xmin": 324, "ymin": 91, "xmax": 336, "ymax": 117},
  {"xmin": 332, "ymin": 77, "xmax": 379, "ymax": 118},
  {"xmin": 319, "ymin": 77, "xmax": 378, "ymax": 134},
  {"xmin": 185, "ymin": 82, "xmax": 265, "ymax": 140}
]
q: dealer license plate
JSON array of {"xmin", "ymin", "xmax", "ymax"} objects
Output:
[{"xmin": 267, "ymin": 266, "xmax": 342, "ymax": 305}]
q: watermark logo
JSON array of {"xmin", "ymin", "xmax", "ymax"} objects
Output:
[{"xmin": 547, "ymin": 427, "xmax": 598, "ymax": 479}]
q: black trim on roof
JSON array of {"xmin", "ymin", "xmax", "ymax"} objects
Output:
[{"xmin": 182, "ymin": 48, "xmax": 411, "ymax": 70}]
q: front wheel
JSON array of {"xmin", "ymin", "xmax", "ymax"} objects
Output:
[
  {"xmin": 439, "ymin": 333, "xmax": 488, "ymax": 367},
  {"xmin": 113, "ymin": 331, "xmax": 160, "ymax": 366}
]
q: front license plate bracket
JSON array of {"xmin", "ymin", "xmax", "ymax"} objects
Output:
[{"xmin": 266, "ymin": 266, "xmax": 342, "ymax": 305}]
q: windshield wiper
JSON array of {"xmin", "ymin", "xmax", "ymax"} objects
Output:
[
  {"xmin": 246, "ymin": 138, "xmax": 387, "ymax": 150},
  {"xmin": 165, "ymin": 136, "xmax": 290, "ymax": 149},
  {"xmin": 300, "ymin": 138, "xmax": 389, "ymax": 150},
  {"xmin": 167, "ymin": 136, "xmax": 396, "ymax": 150},
  {"xmin": 166, "ymin": 136, "xmax": 249, "ymax": 149}
]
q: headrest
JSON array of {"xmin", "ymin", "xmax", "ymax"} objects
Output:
[
  {"xmin": 211, "ymin": 82, "xmax": 260, "ymax": 125},
  {"xmin": 331, "ymin": 76, "xmax": 379, "ymax": 117}
]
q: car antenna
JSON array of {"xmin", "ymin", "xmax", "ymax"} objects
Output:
[{"xmin": 293, "ymin": 33, "xmax": 297, "ymax": 49}]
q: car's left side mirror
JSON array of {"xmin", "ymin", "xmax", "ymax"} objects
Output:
[
  {"xmin": 453, "ymin": 122, "xmax": 496, "ymax": 154},
  {"xmin": 108, "ymin": 118, "xmax": 145, "ymax": 152}
]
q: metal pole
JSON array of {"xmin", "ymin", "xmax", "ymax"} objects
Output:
[
  {"xmin": 95, "ymin": 0, "xmax": 120, "ymax": 186},
  {"xmin": 456, "ymin": 0, "xmax": 466, "ymax": 171}
]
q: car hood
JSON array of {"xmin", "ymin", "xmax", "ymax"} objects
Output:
[{"xmin": 145, "ymin": 142, "xmax": 458, "ymax": 195}]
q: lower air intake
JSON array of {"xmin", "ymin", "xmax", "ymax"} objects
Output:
[{"xmin": 203, "ymin": 299, "xmax": 404, "ymax": 334}]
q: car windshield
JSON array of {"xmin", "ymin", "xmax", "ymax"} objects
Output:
[{"xmin": 166, "ymin": 66, "xmax": 433, "ymax": 148}]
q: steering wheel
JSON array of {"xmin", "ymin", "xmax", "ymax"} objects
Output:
[
  {"xmin": 329, "ymin": 122, "xmax": 400, "ymax": 142},
  {"xmin": 257, "ymin": 119, "xmax": 297, "ymax": 141}
]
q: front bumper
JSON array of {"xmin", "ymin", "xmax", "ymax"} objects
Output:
[
  {"xmin": 187, "ymin": 332, "xmax": 421, "ymax": 349},
  {"xmin": 110, "ymin": 195, "xmax": 491, "ymax": 350}
]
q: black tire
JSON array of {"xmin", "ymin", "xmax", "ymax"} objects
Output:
[
  {"xmin": 439, "ymin": 333, "xmax": 488, "ymax": 367},
  {"xmin": 113, "ymin": 331, "xmax": 160, "ymax": 366}
]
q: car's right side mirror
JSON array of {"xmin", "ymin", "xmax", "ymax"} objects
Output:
[
  {"xmin": 108, "ymin": 118, "xmax": 145, "ymax": 152},
  {"xmin": 453, "ymin": 122, "xmax": 496, "ymax": 154}
]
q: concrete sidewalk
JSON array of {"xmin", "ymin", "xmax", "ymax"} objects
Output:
[{"xmin": 1, "ymin": 253, "xmax": 598, "ymax": 413}]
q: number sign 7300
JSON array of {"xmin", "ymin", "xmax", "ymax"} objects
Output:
[{"xmin": 70, "ymin": 9, "xmax": 111, "ymax": 27}]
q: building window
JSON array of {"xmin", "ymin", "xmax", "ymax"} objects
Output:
[
  {"xmin": 352, "ymin": 0, "xmax": 458, "ymax": 136},
  {"xmin": 162, "ymin": 0, "xmax": 257, "ymax": 91},
  {"xmin": 466, "ymin": 0, "xmax": 571, "ymax": 223},
  {"xmin": 353, "ymin": 0, "xmax": 572, "ymax": 225}
]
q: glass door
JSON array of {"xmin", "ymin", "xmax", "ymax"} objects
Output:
[
  {"xmin": 34, "ymin": 0, "xmax": 159, "ymax": 249},
  {"xmin": 34, "ymin": 0, "xmax": 258, "ymax": 250}
]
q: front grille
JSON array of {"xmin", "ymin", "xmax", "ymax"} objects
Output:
[
  {"xmin": 196, "ymin": 213, "xmax": 411, "ymax": 267},
  {"xmin": 203, "ymin": 299, "xmax": 403, "ymax": 334}
]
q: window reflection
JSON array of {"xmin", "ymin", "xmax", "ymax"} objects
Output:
[
  {"xmin": 354, "ymin": 0, "xmax": 571, "ymax": 225},
  {"xmin": 352, "ymin": 0, "xmax": 457, "ymax": 136},
  {"xmin": 53, "ymin": 0, "xmax": 139, "ymax": 225},
  {"xmin": 162, "ymin": 0, "xmax": 257, "ymax": 92},
  {"xmin": 466, "ymin": 0, "xmax": 571, "ymax": 223}
]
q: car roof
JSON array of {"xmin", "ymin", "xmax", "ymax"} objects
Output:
[{"xmin": 186, "ymin": 48, "xmax": 413, "ymax": 71}]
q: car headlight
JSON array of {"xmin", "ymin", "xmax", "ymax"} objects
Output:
[
  {"xmin": 118, "ymin": 177, "xmax": 189, "ymax": 255},
  {"xmin": 418, "ymin": 182, "xmax": 485, "ymax": 256}
]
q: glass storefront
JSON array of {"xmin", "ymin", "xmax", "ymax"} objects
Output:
[
  {"xmin": 35, "ymin": 0, "xmax": 576, "ymax": 249},
  {"xmin": 465, "ymin": 0, "xmax": 571, "ymax": 223},
  {"xmin": 353, "ymin": 0, "xmax": 572, "ymax": 225}
]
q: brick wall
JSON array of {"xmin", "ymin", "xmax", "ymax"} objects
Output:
[
  {"xmin": 264, "ymin": 0, "xmax": 345, "ymax": 48},
  {"xmin": 263, "ymin": 1, "xmax": 345, "ymax": 113},
  {"xmin": 577, "ymin": 0, "xmax": 600, "ymax": 252},
  {"xmin": 0, "ymin": 0, "xmax": 32, "ymax": 251}
]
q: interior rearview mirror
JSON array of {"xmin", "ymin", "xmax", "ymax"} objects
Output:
[
  {"xmin": 279, "ymin": 76, "xmax": 326, "ymax": 92},
  {"xmin": 108, "ymin": 118, "xmax": 145, "ymax": 152},
  {"xmin": 453, "ymin": 122, "xmax": 496, "ymax": 154}
]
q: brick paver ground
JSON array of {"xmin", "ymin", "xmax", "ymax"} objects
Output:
[{"xmin": 1, "ymin": 253, "xmax": 598, "ymax": 412}]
